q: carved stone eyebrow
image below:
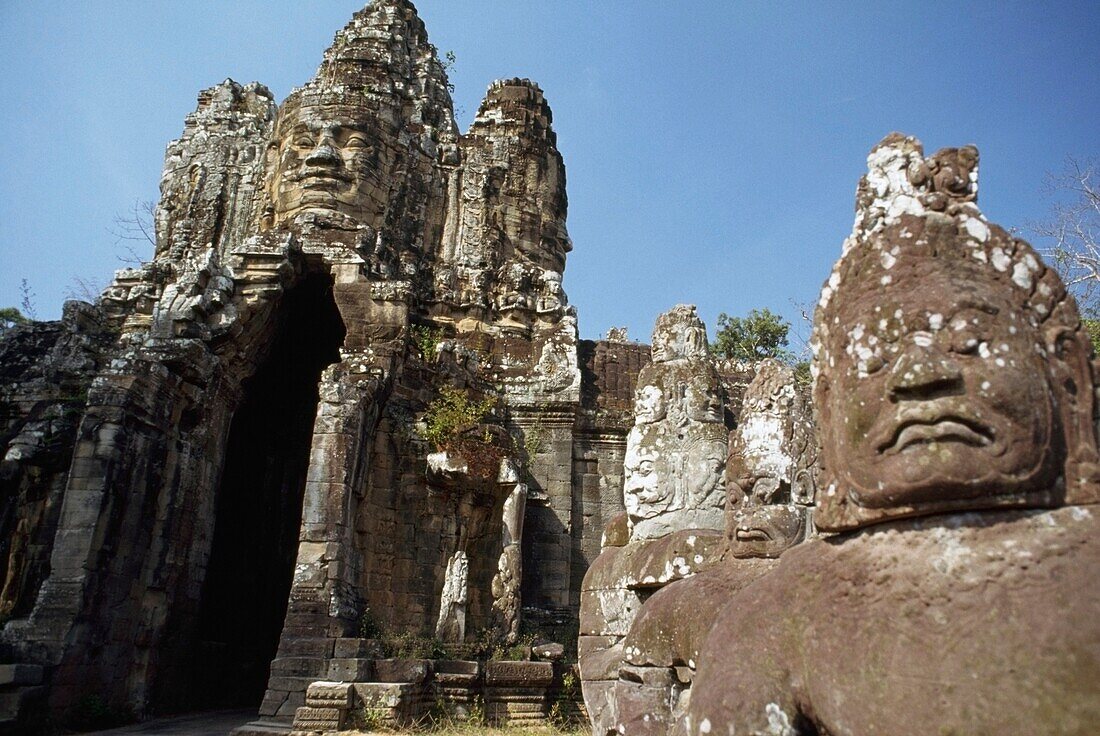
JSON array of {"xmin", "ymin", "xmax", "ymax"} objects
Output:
[{"xmin": 948, "ymin": 299, "xmax": 999, "ymax": 317}]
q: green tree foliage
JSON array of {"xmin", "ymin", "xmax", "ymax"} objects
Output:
[
  {"xmin": 0, "ymin": 307, "xmax": 28, "ymax": 330},
  {"xmin": 1083, "ymin": 318, "xmax": 1100, "ymax": 356},
  {"xmin": 712, "ymin": 308, "xmax": 793, "ymax": 362}
]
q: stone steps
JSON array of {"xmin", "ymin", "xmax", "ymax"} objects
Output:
[{"xmin": 0, "ymin": 665, "xmax": 47, "ymax": 734}]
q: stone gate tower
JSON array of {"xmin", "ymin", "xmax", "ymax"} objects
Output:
[{"xmin": 0, "ymin": 0, "xmax": 650, "ymax": 725}]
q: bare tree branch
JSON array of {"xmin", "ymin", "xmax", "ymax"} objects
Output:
[
  {"xmin": 1030, "ymin": 156, "xmax": 1100, "ymax": 317},
  {"xmin": 66, "ymin": 276, "xmax": 107, "ymax": 305},
  {"xmin": 108, "ymin": 199, "xmax": 156, "ymax": 266}
]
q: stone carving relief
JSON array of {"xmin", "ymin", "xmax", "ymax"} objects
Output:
[
  {"xmin": 436, "ymin": 79, "xmax": 572, "ymax": 331},
  {"xmin": 681, "ymin": 135, "xmax": 1100, "ymax": 736},
  {"xmin": 490, "ymin": 477, "xmax": 527, "ymax": 644},
  {"xmin": 726, "ymin": 359, "xmax": 811, "ymax": 558},
  {"xmin": 268, "ymin": 103, "xmax": 390, "ymax": 228},
  {"xmin": 623, "ymin": 306, "xmax": 728, "ymax": 540},
  {"xmin": 814, "ymin": 133, "xmax": 1100, "ymax": 530}
]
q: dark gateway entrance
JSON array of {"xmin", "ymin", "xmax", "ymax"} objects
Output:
[{"xmin": 192, "ymin": 272, "xmax": 345, "ymax": 709}]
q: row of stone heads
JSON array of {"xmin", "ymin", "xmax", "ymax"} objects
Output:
[{"xmin": 617, "ymin": 133, "xmax": 1100, "ymax": 555}]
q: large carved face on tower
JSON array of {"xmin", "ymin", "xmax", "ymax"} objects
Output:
[
  {"xmin": 813, "ymin": 139, "xmax": 1098, "ymax": 530},
  {"xmin": 270, "ymin": 102, "xmax": 387, "ymax": 226}
]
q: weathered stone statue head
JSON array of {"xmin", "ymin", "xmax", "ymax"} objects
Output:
[
  {"xmin": 812, "ymin": 134, "xmax": 1100, "ymax": 531},
  {"xmin": 725, "ymin": 360, "xmax": 811, "ymax": 557},
  {"xmin": 623, "ymin": 306, "xmax": 729, "ymax": 539},
  {"xmin": 650, "ymin": 304, "xmax": 709, "ymax": 363},
  {"xmin": 263, "ymin": 0, "xmax": 455, "ymax": 230}
]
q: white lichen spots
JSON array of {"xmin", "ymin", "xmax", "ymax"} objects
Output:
[
  {"xmin": 930, "ymin": 531, "xmax": 973, "ymax": 576},
  {"xmin": 694, "ymin": 554, "xmax": 704, "ymax": 564},
  {"xmin": 818, "ymin": 271, "xmax": 843, "ymax": 310},
  {"xmin": 688, "ymin": 658, "xmax": 696, "ymax": 669},
  {"xmin": 700, "ymin": 718, "xmax": 712, "ymax": 734},
  {"xmin": 1038, "ymin": 281, "xmax": 1053, "ymax": 298},
  {"xmin": 980, "ymin": 381, "xmax": 991, "ymax": 391},
  {"xmin": 995, "ymin": 358, "xmax": 1005, "ymax": 367},
  {"xmin": 827, "ymin": 483, "xmax": 837, "ymax": 497},
  {"xmin": 991, "ymin": 247, "xmax": 1010, "ymax": 272},
  {"xmin": 929, "ymin": 313, "xmax": 944, "ymax": 331},
  {"xmin": 1035, "ymin": 302, "xmax": 1049, "ymax": 317},
  {"xmin": 978, "ymin": 342, "xmax": 992, "ymax": 359},
  {"xmin": 880, "ymin": 250, "xmax": 897, "ymax": 270},
  {"xmin": 764, "ymin": 703, "xmax": 796, "ymax": 736},
  {"xmin": 881, "ymin": 275, "xmax": 892, "ymax": 286},
  {"xmin": 972, "ymin": 248, "xmax": 988, "ymax": 263},
  {"xmin": 1008, "ymin": 325, "xmax": 1017, "ymax": 335},
  {"xmin": 913, "ymin": 332, "xmax": 933, "ymax": 348},
  {"xmin": 1012, "ymin": 262, "xmax": 1033, "ymax": 290},
  {"xmin": 1070, "ymin": 506, "xmax": 1092, "ymax": 521},
  {"xmin": 962, "ymin": 217, "xmax": 990, "ymax": 243}
]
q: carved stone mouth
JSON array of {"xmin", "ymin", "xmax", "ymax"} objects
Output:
[
  {"xmin": 296, "ymin": 169, "xmax": 352, "ymax": 186},
  {"xmin": 879, "ymin": 417, "xmax": 994, "ymax": 454},
  {"xmin": 735, "ymin": 528, "xmax": 771, "ymax": 541}
]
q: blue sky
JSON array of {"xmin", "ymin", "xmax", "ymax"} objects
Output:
[{"xmin": 1, "ymin": 1, "xmax": 1097, "ymax": 347}]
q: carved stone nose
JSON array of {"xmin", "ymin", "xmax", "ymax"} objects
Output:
[
  {"xmin": 886, "ymin": 338, "xmax": 963, "ymax": 401},
  {"xmin": 305, "ymin": 142, "xmax": 340, "ymax": 167}
]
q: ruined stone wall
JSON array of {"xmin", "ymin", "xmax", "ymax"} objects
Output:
[
  {"xmin": 572, "ymin": 339, "xmax": 651, "ymax": 601},
  {"xmin": 0, "ymin": 304, "xmax": 115, "ymax": 626}
]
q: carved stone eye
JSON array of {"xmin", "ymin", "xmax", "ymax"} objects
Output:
[
  {"xmin": 863, "ymin": 353, "xmax": 886, "ymax": 374},
  {"xmin": 951, "ymin": 331, "xmax": 982, "ymax": 355}
]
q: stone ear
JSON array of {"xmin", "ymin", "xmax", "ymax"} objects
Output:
[{"xmin": 1045, "ymin": 323, "xmax": 1100, "ymax": 504}]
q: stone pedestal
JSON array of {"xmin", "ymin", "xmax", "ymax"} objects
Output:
[{"xmin": 484, "ymin": 660, "xmax": 554, "ymax": 724}]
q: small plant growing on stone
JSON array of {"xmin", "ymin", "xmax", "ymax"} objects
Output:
[
  {"xmin": 380, "ymin": 630, "xmax": 448, "ymax": 659},
  {"xmin": 549, "ymin": 670, "xmax": 583, "ymax": 731},
  {"xmin": 422, "ymin": 385, "xmax": 495, "ymax": 451},
  {"xmin": 412, "ymin": 325, "xmax": 443, "ymax": 361},
  {"xmin": 521, "ymin": 416, "xmax": 547, "ymax": 460},
  {"xmin": 466, "ymin": 694, "xmax": 487, "ymax": 727},
  {"xmin": 355, "ymin": 693, "xmax": 389, "ymax": 733},
  {"xmin": 359, "ymin": 606, "xmax": 384, "ymax": 639}
]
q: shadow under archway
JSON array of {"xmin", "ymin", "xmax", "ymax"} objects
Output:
[{"xmin": 189, "ymin": 271, "xmax": 346, "ymax": 710}]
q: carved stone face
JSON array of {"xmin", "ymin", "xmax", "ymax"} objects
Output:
[
  {"xmin": 271, "ymin": 104, "xmax": 384, "ymax": 225},
  {"xmin": 623, "ymin": 434, "xmax": 666, "ymax": 513},
  {"xmin": 683, "ymin": 436, "xmax": 727, "ymax": 506},
  {"xmin": 633, "ymin": 385, "xmax": 666, "ymax": 425},
  {"xmin": 650, "ymin": 305, "xmax": 709, "ymax": 363},
  {"xmin": 820, "ymin": 249, "xmax": 1056, "ymax": 511},
  {"xmin": 728, "ymin": 504, "xmax": 806, "ymax": 559}
]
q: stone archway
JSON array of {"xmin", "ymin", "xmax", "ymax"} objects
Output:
[{"xmin": 188, "ymin": 270, "xmax": 346, "ymax": 709}]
